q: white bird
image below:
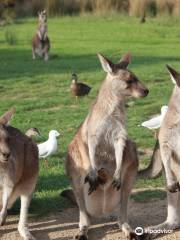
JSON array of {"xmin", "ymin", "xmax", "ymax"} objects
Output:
[
  {"xmin": 141, "ymin": 105, "xmax": 168, "ymax": 130},
  {"xmin": 38, "ymin": 130, "xmax": 60, "ymax": 158}
]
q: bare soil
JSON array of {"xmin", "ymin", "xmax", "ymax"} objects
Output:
[{"xmin": 1, "ymin": 196, "xmax": 180, "ymax": 240}]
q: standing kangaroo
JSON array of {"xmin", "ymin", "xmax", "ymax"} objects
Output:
[
  {"xmin": 159, "ymin": 65, "xmax": 180, "ymax": 193},
  {"xmin": 136, "ymin": 66, "xmax": 180, "ymax": 240},
  {"xmin": 32, "ymin": 10, "xmax": 50, "ymax": 61},
  {"xmin": 66, "ymin": 53, "xmax": 149, "ymax": 239},
  {"xmin": 0, "ymin": 108, "xmax": 39, "ymax": 240}
]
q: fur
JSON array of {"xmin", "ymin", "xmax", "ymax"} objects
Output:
[
  {"xmin": 66, "ymin": 53, "xmax": 149, "ymax": 239},
  {"xmin": 0, "ymin": 108, "xmax": 39, "ymax": 240}
]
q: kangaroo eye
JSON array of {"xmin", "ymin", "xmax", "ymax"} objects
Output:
[{"xmin": 127, "ymin": 80, "xmax": 134, "ymax": 84}]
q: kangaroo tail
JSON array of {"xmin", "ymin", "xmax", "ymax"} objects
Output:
[
  {"xmin": 138, "ymin": 140, "xmax": 163, "ymax": 179},
  {"xmin": 60, "ymin": 189, "xmax": 77, "ymax": 205}
]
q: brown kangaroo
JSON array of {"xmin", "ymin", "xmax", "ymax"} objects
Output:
[
  {"xmin": 32, "ymin": 10, "xmax": 50, "ymax": 61},
  {"xmin": 66, "ymin": 53, "xmax": 149, "ymax": 239},
  {"xmin": 0, "ymin": 108, "xmax": 39, "ymax": 240}
]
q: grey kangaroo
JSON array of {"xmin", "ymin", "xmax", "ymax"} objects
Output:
[
  {"xmin": 158, "ymin": 65, "xmax": 180, "ymax": 193},
  {"xmin": 32, "ymin": 10, "xmax": 50, "ymax": 61},
  {"xmin": 66, "ymin": 53, "xmax": 149, "ymax": 239},
  {"xmin": 136, "ymin": 65, "xmax": 180, "ymax": 240},
  {"xmin": 0, "ymin": 108, "xmax": 39, "ymax": 240}
]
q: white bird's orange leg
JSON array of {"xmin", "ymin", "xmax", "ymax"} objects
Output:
[{"xmin": 44, "ymin": 160, "xmax": 49, "ymax": 168}]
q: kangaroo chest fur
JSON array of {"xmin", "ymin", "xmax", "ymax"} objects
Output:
[
  {"xmin": 34, "ymin": 41, "xmax": 46, "ymax": 56},
  {"xmin": 82, "ymin": 106, "xmax": 127, "ymax": 216},
  {"xmin": 38, "ymin": 25, "xmax": 47, "ymax": 40},
  {"xmin": 87, "ymin": 104, "xmax": 126, "ymax": 173}
]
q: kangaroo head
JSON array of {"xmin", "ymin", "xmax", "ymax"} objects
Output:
[
  {"xmin": 98, "ymin": 53, "xmax": 149, "ymax": 98},
  {"xmin": 38, "ymin": 10, "xmax": 47, "ymax": 23},
  {"xmin": 0, "ymin": 107, "xmax": 15, "ymax": 163}
]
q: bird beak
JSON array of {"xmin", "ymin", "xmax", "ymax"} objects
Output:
[{"xmin": 58, "ymin": 132, "xmax": 62, "ymax": 137}]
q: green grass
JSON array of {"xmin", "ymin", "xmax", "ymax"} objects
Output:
[
  {"xmin": 0, "ymin": 14, "xmax": 179, "ymax": 214},
  {"xmin": 131, "ymin": 189, "xmax": 166, "ymax": 202}
]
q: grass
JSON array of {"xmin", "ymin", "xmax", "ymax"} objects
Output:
[
  {"xmin": 131, "ymin": 189, "xmax": 167, "ymax": 202},
  {"xmin": 4, "ymin": 27, "xmax": 18, "ymax": 45},
  {"xmin": 0, "ymin": 14, "xmax": 179, "ymax": 215}
]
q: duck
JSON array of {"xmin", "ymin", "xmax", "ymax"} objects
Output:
[
  {"xmin": 70, "ymin": 73, "xmax": 91, "ymax": 99},
  {"xmin": 38, "ymin": 130, "xmax": 60, "ymax": 158},
  {"xmin": 141, "ymin": 106, "xmax": 168, "ymax": 130},
  {"xmin": 25, "ymin": 127, "xmax": 41, "ymax": 138}
]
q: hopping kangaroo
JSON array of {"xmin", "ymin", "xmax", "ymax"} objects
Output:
[
  {"xmin": 0, "ymin": 108, "xmax": 39, "ymax": 240},
  {"xmin": 66, "ymin": 53, "xmax": 149, "ymax": 239},
  {"xmin": 32, "ymin": 10, "xmax": 50, "ymax": 61}
]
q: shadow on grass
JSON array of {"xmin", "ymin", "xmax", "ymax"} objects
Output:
[
  {"xmin": 132, "ymin": 55, "xmax": 180, "ymax": 67},
  {"xmin": 0, "ymin": 48, "xmax": 100, "ymax": 81},
  {"xmin": 0, "ymin": 48, "xmax": 180, "ymax": 81}
]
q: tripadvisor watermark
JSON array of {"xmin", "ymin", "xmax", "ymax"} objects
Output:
[{"xmin": 135, "ymin": 227, "xmax": 173, "ymax": 236}]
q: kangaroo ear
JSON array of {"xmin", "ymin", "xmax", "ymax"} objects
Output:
[
  {"xmin": 166, "ymin": 65, "xmax": 180, "ymax": 86},
  {"xmin": 0, "ymin": 107, "xmax": 16, "ymax": 125},
  {"xmin": 97, "ymin": 53, "xmax": 114, "ymax": 74},
  {"xmin": 117, "ymin": 53, "xmax": 131, "ymax": 69}
]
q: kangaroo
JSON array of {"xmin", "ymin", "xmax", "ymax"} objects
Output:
[
  {"xmin": 62, "ymin": 140, "xmax": 162, "ymax": 202},
  {"xmin": 135, "ymin": 66, "xmax": 180, "ymax": 240},
  {"xmin": 0, "ymin": 108, "xmax": 39, "ymax": 240},
  {"xmin": 32, "ymin": 10, "xmax": 50, "ymax": 61},
  {"xmin": 66, "ymin": 53, "xmax": 149, "ymax": 239},
  {"xmin": 158, "ymin": 65, "xmax": 180, "ymax": 193}
]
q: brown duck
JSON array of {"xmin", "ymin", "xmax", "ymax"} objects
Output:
[{"xmin": 70, "ymin": 73, "xmax": 91, "ymax": 99}]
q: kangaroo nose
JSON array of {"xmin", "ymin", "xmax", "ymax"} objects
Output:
[{"xmin": 3, "ymin": 152, "xmax": 10, "ymax": 158}]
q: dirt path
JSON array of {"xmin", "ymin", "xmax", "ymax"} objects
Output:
[{"xmin": 1, "ymin": 197, "xmax": 180, "ymax": 240}]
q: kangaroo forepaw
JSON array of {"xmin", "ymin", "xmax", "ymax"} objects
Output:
[
  {"xmin": 75, "ymin": 233, "xmax": 88, "ymax": 240},
  {"xmin": 167, "ymin": 182, "xmax": 180, "ymax": 193},
  {"xmin": 112, "ymin": 178, "xmax": 121, "ymax": 190},
  {"xmin": 85, "ymin": 170, "xmax": 105, "ymax": 195}
]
